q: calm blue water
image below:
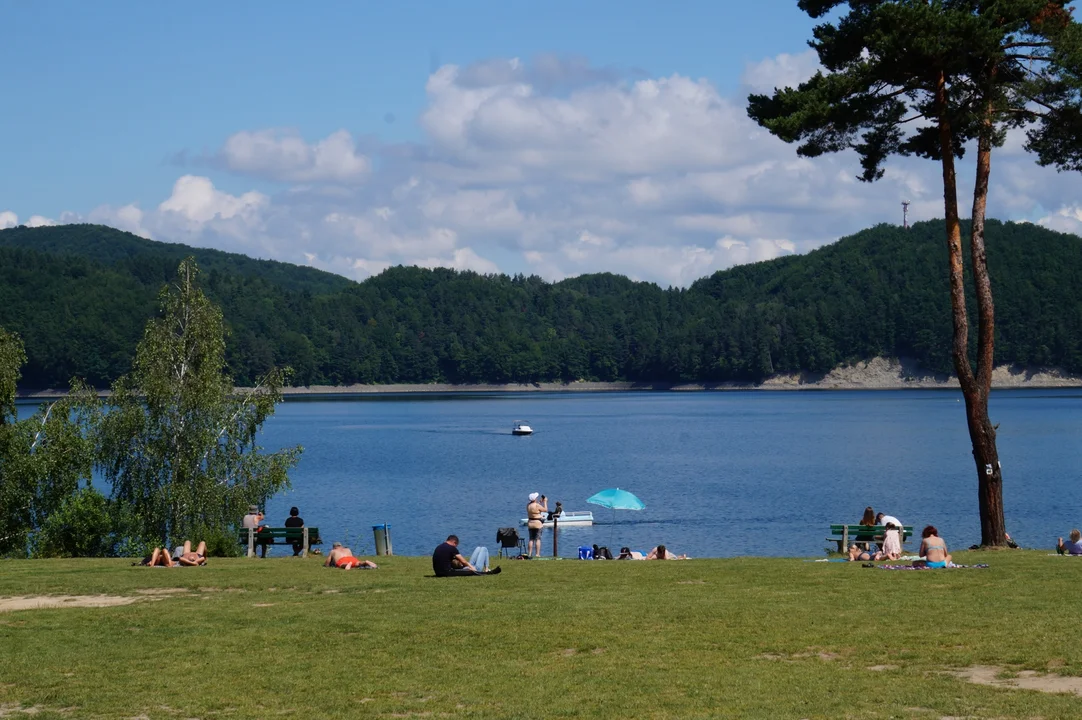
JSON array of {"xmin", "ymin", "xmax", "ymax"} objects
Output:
[
  {"xmin": 17, "ymin": 389, "xmax": 1082, "ymax": 558},
  {"xmin": 250, "ymin": 389, "xmax": 1082, "ymax": 558}
]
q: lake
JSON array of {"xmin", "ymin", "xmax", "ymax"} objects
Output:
[
  {"xmin": 249, "ymin": 389, "xmax": 1082, "ymax": 558},
  {"xmin": 18, "ymin": 388, "xmax": 1082, "ymax": 558}
]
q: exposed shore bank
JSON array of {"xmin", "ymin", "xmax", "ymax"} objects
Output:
[{"xmin": 16, "ymin": 357, "xmax": 1082, "ymax": 399}]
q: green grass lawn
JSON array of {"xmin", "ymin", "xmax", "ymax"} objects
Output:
[{"xmin": 1, "ymin": 551, "xmax": 1081, "ymax": 719}]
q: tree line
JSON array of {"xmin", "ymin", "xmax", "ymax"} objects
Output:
[{"xmin": 2, "ymin": 219, "xmax": 1082, "ymax": 390}]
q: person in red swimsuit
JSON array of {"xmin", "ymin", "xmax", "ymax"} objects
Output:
[{"xmin": 324, "ymin": 542, "xmax": 378, "ymax": 570}]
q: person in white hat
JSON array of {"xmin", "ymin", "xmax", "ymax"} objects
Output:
[{"xmin": 525, "ymin": 492, "xmax": 548, "ymax": 558}]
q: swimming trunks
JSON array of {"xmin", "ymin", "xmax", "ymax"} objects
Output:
[
  {"xmin": 336, "ymin": 556, "xmax": 361, "ymax": 569},
  {"xmin": 925, "ymin": 560, "xmax": 947, "ymax": 569}
]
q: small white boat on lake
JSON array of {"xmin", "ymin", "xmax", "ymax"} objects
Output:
[
  {"xmin": 512, "ymin": 421, "xmax": 533, "ymax": 435},
  {"xmin": 519, "ymin": 510, "xmax": 593, "ymax": 527}
]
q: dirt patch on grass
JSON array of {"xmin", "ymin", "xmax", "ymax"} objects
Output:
[
  {"xmin": 0, "ymin": 595, "xmax": 141, "ymax": 613},
  {"xmin": 950, "ymin": 665, "xmax": 1082, "ymax": 696},
  {"xmin": 868, "ymin": 664, "xmax": 900, "ymax": 671},
  {"xmin": 134, "ymin": 588, "xmax": 189, "ymax": 596},
  {"xmin": 677, "ymin": 580, "xmax": 706, "ymax": 584}
]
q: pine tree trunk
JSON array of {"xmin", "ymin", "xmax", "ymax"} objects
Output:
[
  {"xmin": 968, "ymin": 102, "xmax": 1007, "ymax": 547},
  {"xmin": 935, "ymin": 70, "xmax": 1007, "ymax": 546}
]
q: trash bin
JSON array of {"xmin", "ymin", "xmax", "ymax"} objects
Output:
[{"xmin": 372, "ymin": 523, "xmax": 393, "ymax": 556}]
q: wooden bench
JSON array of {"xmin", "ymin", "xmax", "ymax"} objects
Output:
[
  {"xmin": 826, "ymin": 524, "xmax": 914, "ymax": 553},
  {"xmin": 238, "ymin": 527, "xmax": 322, "ymax": 558}
]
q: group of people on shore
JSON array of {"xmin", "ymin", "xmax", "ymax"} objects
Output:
[{"xmin": 846, "ymin": 507, "xmax": 952, "ymax": 567}]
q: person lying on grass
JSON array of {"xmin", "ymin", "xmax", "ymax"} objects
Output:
[
  {"xmin": 324, "ymin": 542, "xmax": 378, "ymax": 570},
  {"xmin": 141, "ymin": 547, "xmax": 175, "ymax": 567},
  {"xmin": 173, "ymin": 540, "xmax": 207, "ymax": 566},
  {"xmin": 913, "ymin": 526, "xmax": 952, "ymax": 568},
  {"xmin": 646, "ymin": 544, "xmax": 688, "ymax": 560},
  {"xmin": 1057, "ymin": 528, "xmax": 1082, "ymax": 555}
]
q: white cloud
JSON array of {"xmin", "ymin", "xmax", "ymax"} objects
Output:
[
  {"xmin": 220, "ymin": 129, "xmax": 370, "ymax": 184},
  {"xmin": 10, "ymin": 53, "xmax": 1082, "ymax": 286},
  {"xmin": 741, "ymin": 50, "xmax": 820, "ymax": 94},
  {"xmin": 0, "ymin": 211, "xmax": 18, "ymax": 229},
  {"xmin": 158, "ymin": 175, "xmax": 267, "ymax": 227},
  {"xmin": 27, "ymin": 215, "xmax": 57, "ymax": 227},
  {"xmin": 88, "ymin": 204, "xmax": 153, "ymax": 239}
]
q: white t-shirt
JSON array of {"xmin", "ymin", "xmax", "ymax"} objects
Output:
[
  {"xmin": 241, "ymin": 513, "xmax": 261, "ymax": 529},
  {"xmin": 880, "ymin": 515, "xmax": 902, "ymax": 528}
]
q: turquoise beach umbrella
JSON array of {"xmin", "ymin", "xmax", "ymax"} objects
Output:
[{"xmin": 586, "ymin": 488, "xmax": 646, "ymax": 545}]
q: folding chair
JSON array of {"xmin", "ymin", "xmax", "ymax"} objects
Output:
[{"xmin": 496, "ymin": 527, "xmax": 526, "ymax": 558}]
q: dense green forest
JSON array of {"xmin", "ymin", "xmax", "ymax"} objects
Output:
[{"xmin": 1, "ymin": 220, "xmax": 1080, "ymax": 389}]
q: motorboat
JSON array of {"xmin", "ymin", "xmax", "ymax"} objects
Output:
[
  {"xmin": 512, "ymin": 421, "xmax": 533, "ymax": 435},
  {"xmin": 520, "ymin": 510, "xmax": 593, "ymax": 527}
]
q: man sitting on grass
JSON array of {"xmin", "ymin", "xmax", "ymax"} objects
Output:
[
  {"xmin": 432, "ymin": 535, "xmax": 501, "ymax": 577},
  {"xmin": 324, "ymin": 542, "xmax": 378, "ymax": 570},
  {"xmin": 1057, "ymin": 529, "xmax": 1082, "ymax": 555}
]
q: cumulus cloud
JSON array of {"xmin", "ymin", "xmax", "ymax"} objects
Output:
[
  {"xmin": 0, "ymin": 211, "xmax": 18, "ymax": 229},
  {"xmin": 219, "ymin": 129, "xmax": 370, "ymax": 184},
  {"xmin": 26, "ymin": 215, "xmax": 57, "ymax": 228},
  {"xmin": 741, "ymin": 50, "xmax": 820, "ymax": 94},
  {"xmin": 11, "ymin": 53, "xmax": 1082, "ymax": 286},
  {"xmin": 88, "ymin": 204, "xmax": 153, "ymax": 239}
]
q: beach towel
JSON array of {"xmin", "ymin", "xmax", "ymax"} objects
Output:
[
  {"xmin": 877, "ymin": 564, "xmax": 989, "ymax": 570},
  {"xmin": 804, "ymin": 558, "xmax": 850, "ymax": 562}
]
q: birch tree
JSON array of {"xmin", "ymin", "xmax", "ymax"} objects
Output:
[
  {"xmin": 0, "ymin": 328, "xmax": 98, "ymax": 556},
  {"xmin": 99, "ymin": 259, "xmax": 301, "ymax": 546}
]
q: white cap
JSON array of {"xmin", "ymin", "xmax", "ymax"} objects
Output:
[{"xmin": 529, "ymin": 492, "xmax": 539, "ymax": 502}]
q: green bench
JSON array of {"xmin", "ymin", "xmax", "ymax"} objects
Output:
[
  {"xmin": 238, "ymin": 527, "xmax": 322, "ymax": 558},
  {"xmin": 827, "ymin": 524, "xmax": 914, "ymax": 553}
]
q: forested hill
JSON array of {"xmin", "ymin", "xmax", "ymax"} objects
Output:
[
  {"xmin": 0, "ymin": 224, "xmax": 353, "ymax": 296},
  {"xmin": 2, "ymin": 219, "xmax": 1081, "ymax": 390}
]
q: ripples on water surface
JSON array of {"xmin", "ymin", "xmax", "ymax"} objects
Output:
[{"xmin": 20, "ymin": 389, "xmax": 1082, "ymax": 558}]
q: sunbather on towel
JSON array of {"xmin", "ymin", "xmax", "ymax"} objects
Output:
[
  {"xmin": 646, "ymin": 544, "xmax": 688, "ymax": 560},
  {"xmin": 174, "ymin": 540, "xmax": 207, "ymax": 566},
  {"xmin": 913, "ymin": 526, "xmax": 952, "ymax": 568},
  {"xmin": 1057, "ymin": 529, "xmax": 1082, "ymax": 555},
  {"xmin": 325, "ymin": 542, "xmax": 378, "ymax": 569},
  {"xmin": 141, "ymin": 547, "xmax": 174, "ymax": 567}
]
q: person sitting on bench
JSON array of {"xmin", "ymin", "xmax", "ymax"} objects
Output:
[
  {"xmin": 324, "ymin": 542, "xmax": 377, "ymax": 569},
  {"xmin": 432, "ymin": 535, "xmax": 501, "ymax": 577},
  {"xmin": 242, "ymin": 505, "xmax": 269, "ymax": 558}
]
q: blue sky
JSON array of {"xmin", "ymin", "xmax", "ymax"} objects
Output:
[
  {"xmin": 2, "ymin": 2, "xmax": 817, "ymax": 215},
  {"xmin": 2, "ymin": 1, "xmax": 1079, "ymax": 286}
]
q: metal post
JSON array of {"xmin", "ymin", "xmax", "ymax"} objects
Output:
[
  {"xmin": 552, "ymin": 515, "xmax": 559, "ymax": 557},
  {"xmin": 247, "ymin": 527, "xmax": 255, "ymax": 558},
  {"xmin": 302, "ymin": 527, "xmax": 309, "ymax": 558}
]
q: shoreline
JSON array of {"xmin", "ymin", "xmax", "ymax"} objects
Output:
[{"xmin": 15, "ymin": 358, "xmax": 1082, "ymax": 399}]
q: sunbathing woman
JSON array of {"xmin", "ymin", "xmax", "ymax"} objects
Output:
[
  {"xmin": 141, "ymin": 547, "xmax": 174, "ymax": 567},
  {"xmin": 645, "ymin": 544, "xmax": 688, "ymax": 560},
  {"xmin": 914, "ymin": 526, "xmax": 952, "ymax": 568}
]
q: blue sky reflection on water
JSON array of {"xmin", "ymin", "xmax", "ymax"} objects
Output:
[{"xmin": 17, "ymin": 388, "xmax": 1082, "ymax": 558}]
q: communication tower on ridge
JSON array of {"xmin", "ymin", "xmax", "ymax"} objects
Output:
[{"xmin": 901, "ymin": 200, "xmax": 911, "ymax": 230}]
